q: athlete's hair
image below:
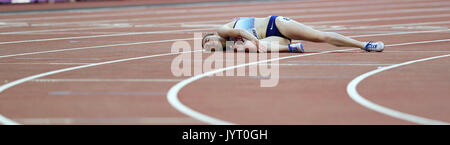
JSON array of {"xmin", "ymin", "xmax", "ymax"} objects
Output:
[{"xmin": 202, "ymin": 32, "xmax": 216, "ymax": 48}]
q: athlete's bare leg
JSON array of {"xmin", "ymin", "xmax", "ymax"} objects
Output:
[
  {"xmin": 259, "ymin": 36, "xmax": 291, "ymax": 52},
  {"xmin": 275, "ymin": 16, "xmax": 366, "ymax": 49}
]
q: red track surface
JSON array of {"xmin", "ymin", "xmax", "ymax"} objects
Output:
[{"xmin": 0, "ymin": 0, "xmax": 449, "ymax": 125}]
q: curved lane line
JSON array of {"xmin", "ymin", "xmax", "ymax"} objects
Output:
[
  {"xmin": 347, "ymin": 54, "xmax": 450, "ymax": 125},
  {"xmin": 0, "ymin": 50, "xmax": 202, "ymax": 125},
  {"xmin": 167, "ymin": 39, "xmax": 450, "ymax": 125}
]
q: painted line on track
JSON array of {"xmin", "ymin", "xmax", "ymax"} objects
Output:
[
  {"xmin": 0, "ymin": 62, "xmax": 92, "ymax": 65},
  {"xmin": 0, "ymin": 49, "xmax": 203, "ymax": 125},
  {"xmin": 166, "ymin": 38, "xmax": 450, "ymax": 125},
  {"xmin": 1, "ymin": 23, "xmax": 448, "ymax": 59},
  {"xmin": 0, "ymin": 0, "xmax": 418, "ymax": 21},
  {"xmin": 31, "ymin": 78, "xmax": 184, "ymax": 83},
  {"xmin": 19, "ymin": 2, "xmax": 450, "ymax": 27},
  {"xmin": 0, "ymin": 28, "xmax": 213, "ymax": 45},
  {"xmin": 0, "ymin": 38, "xmax": 197, "ymax": 58},
  {"xmin": 346, "ymin": 54, "xmax": 450, "ymax": 125},
  {"xmin": 0, "ymin": 30, "xmax": 449, "ymax": 125},
  {"xmin": 13, "ymin": 117, "xmax": 200, "ymax": 124},
  {"xmin": 0, "ymin": 1, "xmax": 447, "ymax": 35}
]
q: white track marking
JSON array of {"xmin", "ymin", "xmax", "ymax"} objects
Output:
[
  {"xmin": 1, "ymin": 22, "xmax": 448, "ymax": 59},
  {"xmin": 306, "ymin": 14, "xmax": 450, "ymax": 25},
  {"xmin": 0, "ymin": 28, "xmax": 213, "ymax": 45},
  {"xmin": 161, "ymin": 13, "xmax": 450, "ymax": 26},
  {"xmin": 48, "ymin": 91, "xmax": 166, "ymax": 95},
  {"xmin": 384, "ymin": 51, "xmax": 450, "ymax": 53},
  {"xmin": 272, "ymin": 63, "xmax": 394, "ymax": 66},
  {"xmin": 0, "ymin": 2, "xmax": 442, "ymax": 32},
  {"xmin": 347, "ymin": 54, "xmax": 450, "ymax": 125},
  {"xmin": 26, "ymin": 5, "xmax": 450, "ymax": 27},
  {"xmin": 387, "ymin": 39, "xmax": 450, "ymax": 46},
  {"xmin": 31, "ymin": 78, "xmax": 184, "ymax": 82},
  {"xmin": 0, "ymin": 32, "xmax": 448, "ymax": 125},
  {"xmin": 0, "ymin": 50, "xmax": 203, "ymax": 125},
  {"xmin": 0, "ymin": 115, "xmax": 19, "ymax": 125},
  {"xmin": 0, "ymin": 0, "xmax": 419, "ymax": 21},
  {"xmin": 319, "ymin": 20, "xmax": 450, "ymax": 31},
  {"xmin": 14, "ymin": 117, "xmax": 200, "ymax": 124},
  {"xmin": 4, "ymin": 13, "xmax": 450, "ymax": 35},
  {"xmin": 166, "ymin": 38, "xmax": 450, "ymax": 125},
  {"xmin": 0, "ymin": 62, "xmax": 92, "ymax": 65},
  {"xmin": 0, "ymin": 1, "xmax": 445, "ymax": 38},
  {"xmin": 166, "ymin": 48, "xmax": 360, "ymax": 125},
  {"xmin": 0, "ymin": 0, "xmax": 448, "ymax": 124},
  {"xmin": 350, "ymin": 29, "xmax": 450, "ymax": 38},
  {"xmin": 0, "ymin": 1, "xmax": 415, "ymax": 33},
  {"xmin": 1, "ymin": 5, "xmax": 448, "ymax": 44},
  {"xmin": 0, "ymin": 26, "xmax": 116, "ymax": 35},
  {"xmin": 0, "ymin": 38, "xmax": 196, "ymax": 58},
  {"xmin": 15, "ymin": 57, "xmax": 101, "ymax": 60}
]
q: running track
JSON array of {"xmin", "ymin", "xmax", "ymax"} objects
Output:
[{"xmin": 0, "ymin": 0, "xmax": 449, "ymax": 125}]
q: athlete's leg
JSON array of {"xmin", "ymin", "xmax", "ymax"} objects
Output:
[
  {"xmin": 259, "ymin": 36, "xmax": 291, "ymax": 52},
  {"xmin": 276, "ymin": 16, "xmax": 366, "ymax": 49}
]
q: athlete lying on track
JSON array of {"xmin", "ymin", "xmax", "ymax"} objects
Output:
[{"xmin": 202, "ymin": 15, "xmax": 385, "ymax": 53}]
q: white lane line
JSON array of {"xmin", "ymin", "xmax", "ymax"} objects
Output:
[
  {"xmin": 0, "ymin": 1, "xmax": 441, "ymax": 32},
  {"xmin": 347, "ymin": 54, "xmax": 450, "ymax": 125},
  {"xmin": 384, "ymin": 51, "xmax": 450, "ymax": 53},
  {"xmin": 13, "ymin": 117, "xmax": 200, "ymax": 124},
  {"xmin": 306, "ymin": 15, "xmax": 450, "ymax": 26},
  {"xmin": 0, "ymin": 49, "xmax": 203, "ymax": 125},
  {"xmin": 9, "ymin": 11, "xmax": 450, "ymax": 36},
  {"xmin": 349, "ymin": 29, "xmax": 450, "ymax": 38},
  {"xmin": 166, "ymin": 49, "xmax": 359, "ymax": 125},
  {"xmin": 165, "ymin": 12, "xmax": 450, "ymax": 26},
  {"xmin": 0, "ymin": 1, "xmax": 445, "ymax": 38},
  {"xmin": 23, "ymin": 32, "xmax": 135, "ymax": 35},
  {"xmin": 0, "ymin": 0, "xmax": 417, "ymax": 21},
  {"xmin": 0, "ymin": 28, "xmax": 213, "ymax": 45},
  {"xmin": 28, "ymin": 5, "xmax": 450, "ymax": 27},
  {"xmin": 0, "ymin": 38, "xmax": 196, "ymax": 58},
  {"xmin": 49, "ymin": 91, "xmax": 166, "ymax": 96},
  {"xmin": 0, "ymin": 62, "xmax": 92, "ymax": 65},
  {"xmin": 0, "ymin": 115, "xmax": 19, "ymax": 125},
  {"xmin": 31, "ymin": 78, "xmax": 184, "ymax": 82},
  {"xmin": 387, "ymin": 39, "xmax": 450, "ymax": 47},
  {"xmin": 0, "ymin": 28, "xmax": 448, "ymax": 125},
  {"xmin": 166, "ymin": 38, "xmax": 450, "ymax": 125},
  {"xmin": 15, "ymin": 57, "xmax": 101, "ymax": 60},
  {"xmin": 0, "ymin": 0, "xmax": 442, "ymax": 124},
  {"xmin": 0, "ymin": 6, "xmax": 448, "ymax": 45},
  {"xmin": 5, "ymin": 14, "xmax": 450, "ymax": 35},
  {"xmin": 249, "ymin": 75, "xmax": 353, "ymax": 79},
  {"xmin": 272, "ymin": 63, "xmax": 395, "ymax": 66},
  {"xmin": 0, "ymin": 1, "xmax": 414, "ymax": 33},
  {"xmin": 1, "ymin": 24, "xmax": 448, "ymax": 59},
  {"xmin": 0, "ymin": 26, "xmax": 116, "ymax": 35}
]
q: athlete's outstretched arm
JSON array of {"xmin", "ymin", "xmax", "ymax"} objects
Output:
[
  {"xmin": 233, "ymin": 36, "xmax": 291, "ymax": 53},
  {"xmin": 217, "ymin": 23, "xmax": 263, "ymax": 49}
]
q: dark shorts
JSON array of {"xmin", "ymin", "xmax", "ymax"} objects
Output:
[{"xmin": 266, "ymin": 15, "xmax": 291, "ymax": 42}]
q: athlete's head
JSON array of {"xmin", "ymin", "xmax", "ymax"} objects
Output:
[{"xmin": 202, "ymin": 32, "xmax": 226, "ymax": 51}]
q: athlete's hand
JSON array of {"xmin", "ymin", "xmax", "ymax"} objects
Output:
[
  {"xmin": 232, "ymin": 40, "xmax": 246, "ymax": 52},
  {"xmin": 254, "ymin": 40, "xmax": 267, "ymax": 53},
  {"xmin": 232, "ymin": 40, "xmax": 261, "ymax": 53},
  {"xmin": 244, "ymin": 40, "xmax": 259, "ymax": 53}
]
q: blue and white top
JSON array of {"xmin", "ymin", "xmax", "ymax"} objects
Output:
[{"xmin": 229, "ymin": 17, "xmax": 259, "ymax": 41}]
